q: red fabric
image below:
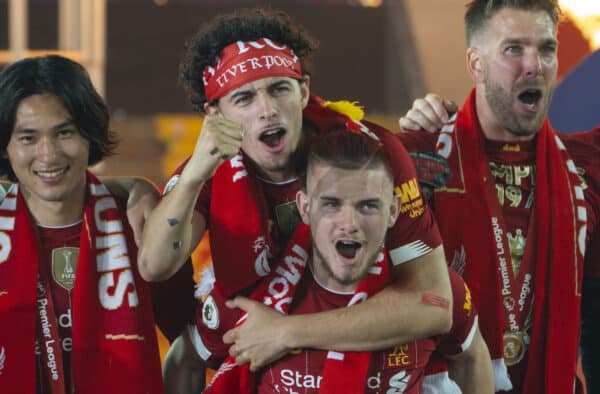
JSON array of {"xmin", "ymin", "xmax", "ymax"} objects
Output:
[
  {"xmin": 36, "ymin": 223, "xmax": 81, "ymax": 392},
  {"xmin": 432, "ymin": 89, "xmax": 584, "ymax": 393},
  {"xmin": 204, "ymin": 222, "xmax": 391, "ymax": 394},
  {"xmin": 208, "ymin": 95, "xmax": 441, "ymax": 297},
  {"xmin": 257, "ymin": 272, "xmax": 434, "ymax": 393},
  {"xmin": 0, "ymin": 172, "xmax": 163, "ymax": 394},
  {"xmin": 202, "ymin": 38, "xmax": 302, "ymax": 102}
]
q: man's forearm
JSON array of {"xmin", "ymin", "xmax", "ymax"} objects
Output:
[
  {"xmin": 138, "ymin": 175, "xmax": 205, "ymax": 282},
  {"xmin": 447, "ymin": 328, "xmax": 494, "ymax": 394},
  {"xmin": 286, "ymin": 247, "xmax": 452, "ymax": 351}
]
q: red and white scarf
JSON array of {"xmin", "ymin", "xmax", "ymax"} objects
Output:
[
  {"xmin": 209, "ymin": 95, "xmax": 411, "ymax": 298},
  {"xmin": 0, "ymin": 171, "xmax": 163, "ymax": 394},
  {"xmin": 204, "ymin": 222, "xmax": 391, "ymax": 394},
  {"xmin": 433, "ymin": 89, "xmax": 586, "ymax": 393}
]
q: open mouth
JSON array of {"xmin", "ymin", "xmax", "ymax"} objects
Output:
[
  {"xmin": 518, "ymin": 89, "xmax": 542, "ymax": 108},
  {"xmin": 259, "ymin": 128, "xmax": 286, "ymax": 148},
  {"xmin": 335, "ymin": 240, "xmax": 362, "ymax": 259}
]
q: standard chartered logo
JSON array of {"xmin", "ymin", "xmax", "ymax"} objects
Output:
[{"xmin": 278, "ymin": 369, "xmax": 412, "ymax": 393}]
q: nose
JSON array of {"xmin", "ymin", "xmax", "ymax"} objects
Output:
[
  {"xmin": 337, "ymin": 205, "xmax": 359, "ymax": 234},
  {"xmin": 256, "ymin": 90, "xmax": 277, "ymax": 120},
  {"xmin": 523, "ymin": 51, "xmax": 543, "ymax": 78},
  {"xmin": 37, "ymin": 136, "xmax": 59, "ymax": 161}
]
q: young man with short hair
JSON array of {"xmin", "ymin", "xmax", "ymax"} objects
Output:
[{"xmin": 207, "ymin": 130, "xmax": 493, "ymax": 393}]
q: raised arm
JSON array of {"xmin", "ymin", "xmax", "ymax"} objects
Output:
[
  {"xmin": 137, "ymin": 113, "xmax": 244, "ymax": 281},
  {"xmin": 225, "ymin": 245, "xmax": 452, "ymax": 371}
]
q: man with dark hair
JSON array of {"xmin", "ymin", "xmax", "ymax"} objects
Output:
[
  {"xmin": 397, "ymin": 0, "xmax": 600, "ymax": 392},
  {"xmin": 203, "ymin": 130, "xmax": 493, "ymax": 393},
  {"xmin": 0, "ymin": 55, "xmax": 191, "ymax": 393},
  {"xmin": 139, "ymin": 7, "xmax": 452, "ymax": 392}
]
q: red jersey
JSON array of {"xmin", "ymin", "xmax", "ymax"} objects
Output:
[
  {"xmin": 256, "ymin": 271, "xmax": 436, "ymax": 394},
  {"xmin": 36, "ymin": 223, "xmax": 81, "ymax": 394},
  {"xmin": 399, "ymin": 128, "xmax": 600, "ymax": 392},
  {"xmin": 167, "ymin": 140, "xmax": 442, "ymax": 271},
  {"xmin": 256, "ymin": 268, "xmax": 476, "ymax": 393},
  {"xmin": 398, "ymin": 130, "xmax": 600, "ymax": 279}
]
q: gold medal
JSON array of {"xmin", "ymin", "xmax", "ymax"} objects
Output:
[{"xmin": 503, "ymin": 331, "xmax": 526, "ymax": 366}]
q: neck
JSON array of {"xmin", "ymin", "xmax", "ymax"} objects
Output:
[
  {"xmin": 475, "ymin": 88, "xmax": 537, "ymax": 142},
  {"xmin": 256, "ymin": 167, "xmax": 298, "ymax": 184},
  {"xmin": 310, "ymin": 256, "xmax": 358, "ymax": 294},
  {"xmin": 22, "ymin": 186, "xmax": 86, "ymax": 227}
]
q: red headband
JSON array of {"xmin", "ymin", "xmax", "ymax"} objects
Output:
[{"xmin": 202, "ymin": 38, "xmax": 303, "ymax": 102}]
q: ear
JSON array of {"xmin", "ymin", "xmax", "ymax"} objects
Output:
[
  {"xmin": 466, "ymin": 47, "xmax": 484, "ymax": 83},
  {"xmin": 388, "ymin": 193, "xmax": 401, "ymax": 229},
  {"xmin": 299, "ymin": 75, "xmax": 311, "ymax": 109},
  {"xmin": 296, "ymin": 189, "xmax": 310, "ymax": 225},
  {"xmin": 204, "ymin": 102, "xmax": 220, "ymax": 116}
]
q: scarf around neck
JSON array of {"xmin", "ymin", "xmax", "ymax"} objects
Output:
[
  {"xmin": 0, "ymin": 171, "xmax": 163, "ymax": 394},
  {"xmin": 433, "ymin": 89, "xmax": 585, "ymax": 393},
  {"xmin": 204, "ymin": 222, "xmax": 391, "ymax": 394}
]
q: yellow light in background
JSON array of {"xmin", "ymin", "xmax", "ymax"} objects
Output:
[
  {"xmin": 154, "ymin": 0, "xmax": 168, "ymax": 6},
  {"xmin": 559, "ymin": 0, "xmax": 600, "ymax": 49},
  {"xmin": 359, "ymin": 0, "xmax": 382, "ymax": 7}
]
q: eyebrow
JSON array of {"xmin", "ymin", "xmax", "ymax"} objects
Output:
[
  {"xmin": 228, "ymin": 89, "xmax": 254, "ymax": 103},
  {"xmin": 14, "ymin": 120, "xmax": 75, "ymax": 133},
  {"xmin": 227, "ymin": 79, "xmax": 293, "ymax": 102},
  {"xmin": 500, "ymin": 37, "xmax": 558, "ymax": 47}
]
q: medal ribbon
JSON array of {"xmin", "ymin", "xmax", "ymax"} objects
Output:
[
  {"xmin": 480, "ymin": 158, "xmax": 535, "ymax": 336},
  {"xmin": 36, "ymin": 260, "xmax": 68, "ymax": 394}
]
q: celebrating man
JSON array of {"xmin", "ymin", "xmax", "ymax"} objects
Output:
[
  {"xmin": 397, "ymin": 1, "xmax": 600, "ymax": 392},
  {"xmin": 139, "ymin": 8, "xmax": 452, "ymax": 391}
]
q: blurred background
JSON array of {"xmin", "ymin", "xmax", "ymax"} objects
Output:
[
  {"xmin": 1, "ymin": 0, "xmax": 597, "ymax": 183},
  {"xmin": 1, "ymin": 0, "xmax": 598, "ymax": 361}
]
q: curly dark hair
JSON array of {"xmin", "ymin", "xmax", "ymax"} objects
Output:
[
  {"xmin": 0, "ymin": 55, "xmax": 117, "ymax": 181},
  {"xmin": 465, "ymin": 0, "xmax": 561, "ymax": 46},
  {"xmin": 179, "ymin": 8, "xmax": 319, "ymax": 113}
]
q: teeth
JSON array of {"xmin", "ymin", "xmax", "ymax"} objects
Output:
[
  {"xmin": 263, "ymin": 129, "xmax": 280, "ymax": 136},
  {"xmin": 36, "ymin": 169, "xmax": 66, "ymax": 178}
]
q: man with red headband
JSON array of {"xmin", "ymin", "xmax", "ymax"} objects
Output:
[
  {"xmin": 138, "ymin": 8, "xmax": 452, "ymax": 391},
  {"xmin": 396, "ymin": 1, "xmax": 600, "ymax": 392}
]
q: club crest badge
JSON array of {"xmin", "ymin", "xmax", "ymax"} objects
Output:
[
  {"xmin": 52, "ymin": 247, "xmax": 79, "ymax": 290},
  {"xmin": 202, "ymin": 295, "xmax": 219, "ymax": 330}
]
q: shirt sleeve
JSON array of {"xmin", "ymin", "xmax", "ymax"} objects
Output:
[
  {"xmin": 436, "ymin": 269, "xmax": 478, "ymax": 356},
  {"xmin": 383, "ymin": 129, "xmax": 443, "ymax": 266}
]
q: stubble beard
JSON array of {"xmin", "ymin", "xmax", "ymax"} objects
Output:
[
  {"xmin": 483, "ymin": 73, "xmax": 552, "ymax": 138},
  {"xmin": 312, "ymin": 239, "xmax": 380, "ymax": 287}
]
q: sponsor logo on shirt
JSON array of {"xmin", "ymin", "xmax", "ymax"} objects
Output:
[
  {"xmin": 395, "ymin": 178, "xmax": 425, "ymax": 218},
  {"xmin": 464, "ymin": 283, "xmax": 472, "ymax": 316}
]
